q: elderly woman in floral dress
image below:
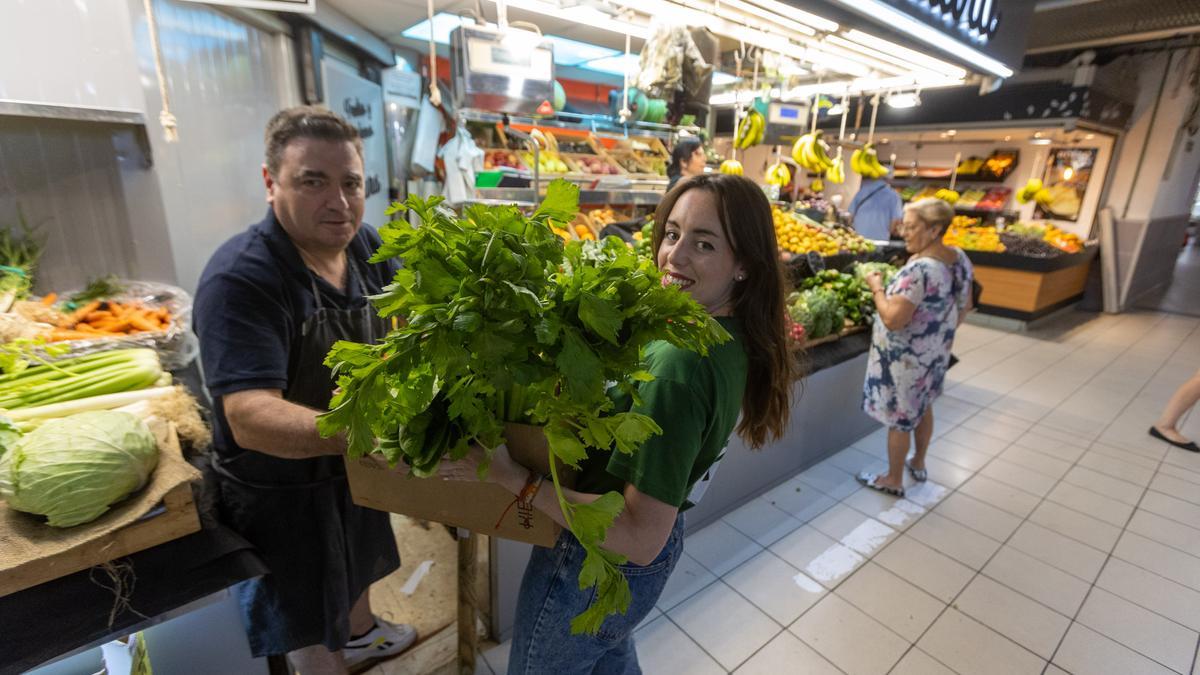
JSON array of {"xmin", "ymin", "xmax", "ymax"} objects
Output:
[{"xmin": 857, "ymin": 198, "xmax": 974, "ymax": 497}]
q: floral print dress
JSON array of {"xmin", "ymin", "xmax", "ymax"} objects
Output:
[{"xmin": 862, "ymin": 248, "xmax": 974, "ymax": 431}]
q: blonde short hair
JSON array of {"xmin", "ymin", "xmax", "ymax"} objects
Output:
[{"xmin": 904, "ymin": 198, "xmax": 956, "ymax": 235}]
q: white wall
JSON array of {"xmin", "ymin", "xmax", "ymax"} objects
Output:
[
  {"xmin": 1094, "ymin": 47, "xmax": 1200, "ymax": 309},
  {"xmin": 0, "ymin": 0, "xmax": 145, "ymax": 113},
  {"xmin": 1104, "ymin": 49, "xmax": 1200, "ymax": 222},
  {"xmin": 128, "ymin": 0, "xmax": 301, "ymax": 293}
]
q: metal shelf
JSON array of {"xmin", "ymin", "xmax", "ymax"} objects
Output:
[
  {"xmin": 475, "ymin": 188, "xmax": 663, "ymax": 206},
  {"xmin": 458, "ymin": 108, "xmax": 701, "ymax": 141}
]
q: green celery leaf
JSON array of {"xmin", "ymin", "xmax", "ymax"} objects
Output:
[{"xmin": 578, "ymin": 292, "xmax": 622, "ymax": 345}]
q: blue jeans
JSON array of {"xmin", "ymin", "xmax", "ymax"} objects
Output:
[{"xmin": 507, "ymin": 513, "xmax": 686, "ymax": 675}]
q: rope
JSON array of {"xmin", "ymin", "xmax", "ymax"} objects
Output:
[
  {"xmin": 141, "ymin": 0, "xmax": 178, "ymax": 142},
  {"xmin": 428, "ymin": 0, "xmax": 442, "ymax": 107},
  {"xmin": 867, "ymin": 93, "xmax": 880, "ymax": 144},
  {"xmin": 619, "ymin": 25, "xmax": 632, "ymax": 123},
  {"xmin": 91, "ymin": 560, "xmax": 148, "ymax": 629}
]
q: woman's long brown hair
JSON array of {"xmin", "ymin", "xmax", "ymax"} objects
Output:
[{"xmin": 653, "ymin": 174, "xmax": 795, "ymax": 449}]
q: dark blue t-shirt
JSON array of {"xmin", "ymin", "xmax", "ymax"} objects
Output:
[{"xmin": 194, "ymin": 208, "xmax": 399, "ymax": 459}]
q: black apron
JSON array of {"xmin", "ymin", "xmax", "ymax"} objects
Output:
[{"xmin": 213, "ymin": 260, "xmax": 399, "ymax": 657}]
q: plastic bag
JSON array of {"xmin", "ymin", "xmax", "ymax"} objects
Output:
[{"xmin": 36, "ymin": 280, "xmax": 197, "ymax": 370}]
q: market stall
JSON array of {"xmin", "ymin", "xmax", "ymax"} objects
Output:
[{"xmin": 0, "ymin": 269, "xmax": 266, "ymax": 674}]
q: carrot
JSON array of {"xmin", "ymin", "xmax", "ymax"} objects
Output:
[
  {"xmin": 40, "ymin": 293, "xmax": 57, "ymax": 306},
  {"xmin": 84, "ymin": 311, "xmax": 114, "ymax": 322},
  {"xmin": 49, "ymin": 328, "xmax": 122, "ymax": 341},
  {"xmin": 128, "ymin": 314, "xmax": 161, "ymax": 332},
  {"xmin": 93, "ymin": 320, "xmax": 132, "ymax": 333},
  {"xmin": 70, "ymin": 300, "xmax": 102, "ymax": 322}
]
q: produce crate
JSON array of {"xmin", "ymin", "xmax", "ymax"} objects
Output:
[
  {"xmin": 562, "ymin": 152, "xmax": 624, "ymax": 177},
  {"xmin": 483, "ymin": 148, "xmax": 527, "ymax": 172},
  {"xmin": 0, "ymin": 423, "xmax": 202, "ymax": 597},
  {"xmin": 607, "ymin": 149, "xmax": 656, "ymax": 176},
  {"xmin": 344, "ymin": 423, "xmax": 573, "ymax": 547}
]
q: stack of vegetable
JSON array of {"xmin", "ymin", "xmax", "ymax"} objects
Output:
[
  {"xmin": 318, "ymin": 180, "xmax": 728, "ymax": 634},
  {"xmin": 0, "ymin": 346, "xmax": 210, "ymax": 528},
  {"xmin": 800, "ymin": 270, "xmax": 874, "ymax": 326},
  {"xmin": 787, "ymin": 288, "xmax": 844, "ymax": 341},
  {"xmin": 0, "ymin": 347, "xmax": 207, "ymax": 444},
  {"xmin": 0, "ymin": 410, "xmax": 159, "ymax": 527}
]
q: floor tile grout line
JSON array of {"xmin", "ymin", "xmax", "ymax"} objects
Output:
[
  {"xmin": 881, "ymin": 312, "xmax": 1185, "ymax": 672},
  {"xmin": 698, "ymin": 314, "xmax": 1189, "ymax": 673},
  {"xmin": 1042, "ymin": 319, "xmax": 1200, "ymax": 674}
]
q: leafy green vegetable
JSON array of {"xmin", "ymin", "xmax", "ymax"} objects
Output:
[
  {"xmin": 801, "ymin": 269, "xmax": 875, "ymax": 326},
  {"xmin": 0, "ymin": 410, "xmax": 158, "ymax": 527},
  {"xmin": 318, "ymin": 180, "xmax": 729, "ymax": 634},
  {"xmin": 788, "ymin": 286, "xmax": 844, "ymax": 338},
  {"xmin": 0, "ymin": 348, "xmax": 163, "ymax": 410},
  {"xmin": 66, "ymin": 275, "xmax": 127, "ymax": 309},
  {"xmin": 0, "ymin": 207, "xmax": 45, "ymax": 308},
  {"xmin": 854, "ymin": 261, "xmax": 898, "ymax": 287}
]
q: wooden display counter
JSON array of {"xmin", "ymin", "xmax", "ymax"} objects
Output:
[{"xmin": 965, "ymin": 245, "xmax": 1098, "ymax": 321}]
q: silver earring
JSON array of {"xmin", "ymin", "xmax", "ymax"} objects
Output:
[{"xmin": 735, "ymin": 274, "xmax": 746, "ymax": 281}]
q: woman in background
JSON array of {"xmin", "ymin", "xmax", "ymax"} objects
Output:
[
  {"xmin": 666, "ymin": 136, "xmax": 707, "ymax": 191},
  {"xmin": 858, "ymin": 198, "xmax": 973, "ymax": 496}
]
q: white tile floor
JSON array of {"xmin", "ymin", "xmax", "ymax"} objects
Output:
[{"xmin": 477, "ymin": 310, "xmax": 1200, "ymax": 674}]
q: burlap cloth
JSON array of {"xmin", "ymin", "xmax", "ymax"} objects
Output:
[{"xmin": 0, "ymin": 420, "xmax": 201, "ymax": 572}]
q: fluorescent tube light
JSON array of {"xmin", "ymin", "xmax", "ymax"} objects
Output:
[
  {"xmin": 483, "ymin": 0, "xmax": 649, "ymax": 39},
  {"xmin": 822, "ymin": 0, "xmax": 1015, "ymax": 77},
  {"xmin": 885, "ymin": 92, "xmax": 920, "ymax": 108},
  {"xmin": 830, "ymin": 32, "xmax": 967, "ymax": 79},
  {"xmin": 741, "ymin": 0, "xmax": 839, "ymax": 32}
]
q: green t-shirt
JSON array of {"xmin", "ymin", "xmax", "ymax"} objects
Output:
[{"xmin": 575, "ymin": 316, "xmax": 748, "ymax": 510}]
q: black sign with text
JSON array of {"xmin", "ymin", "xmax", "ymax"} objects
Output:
[{"xmin": 806, "ymin": 0, "xmax": 1037, "ymax": 73}]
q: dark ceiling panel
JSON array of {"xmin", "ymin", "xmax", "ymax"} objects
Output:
[{"xmin": 1028, "ymin": 0, "xmax": 1200, "ymax": 51}]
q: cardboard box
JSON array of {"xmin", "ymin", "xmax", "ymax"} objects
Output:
[{"xmin": 344, "ymin": 423, "xmax": 570, "ymax": 547}]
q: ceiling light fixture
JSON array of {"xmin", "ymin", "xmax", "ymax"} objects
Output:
[
  {"xmin": 885, "ymin": 91, "xmax": 920, "ymax": 108},
  {"xmin": 838, "ymin": 30, "xmax": 968, "ymax": 79},
  {"xmin": 483, "ymin": 0, "xmax": 649, "ymax": 39}
]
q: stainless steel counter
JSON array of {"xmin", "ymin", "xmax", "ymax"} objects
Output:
[{"xmin": 474, "ymin": 188, "xmax": 664, "ymax": 206}]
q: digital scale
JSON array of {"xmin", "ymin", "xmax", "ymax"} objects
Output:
[
  {"xmin": 764, "ymin": 100, "xmax": 811, "ymax": 145},
  {"xmin": 450, "ymin": 24, "xmax": 555, "ymax": 115}
]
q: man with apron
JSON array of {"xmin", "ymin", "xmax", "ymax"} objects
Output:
[{"xmin": 194, "ymin": 106, "xmax": 415, "ymax": 674}]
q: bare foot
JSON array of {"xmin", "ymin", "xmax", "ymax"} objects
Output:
[
  {"xmin": 1153, "ymin": 425, "xmax": 1193, "ymax": 445},
  {"xmin": 907, "ymin": 457, "xmax": 926, "ymax": 472},
  {"xmin": 872, "ymin": 474, "xmax": 905, "ymax": 491}
]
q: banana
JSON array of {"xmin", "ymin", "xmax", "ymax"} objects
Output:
[
  {"xmin": 765, "ymin": 161, "xmax": 791, "ymax": 187},
  {"xmin": 811, "ymin": 178, "xmax": 824, "ymax": 193},
  {"xmin": 735, "ymin": 111, "xmax": 765, "ymax": 150},
  {"xmin": 809, "ymin": 132, "xmax": 833, "ymax": 171},
  {"xmin": 935, "ymin": 188, "xmax": 960, "ymax": 204},
  {"xmin": 719, "ymin": 159, "xmax": 744, "ymax": 175},
  {"xmin": 826, "ymin": 157, "xmax": 845, "ymax": 184},
  {"xmin": 850, "ymin": 149, "xmax": 865, "ymax": 176},
  {"xmin": 792, "ymin": 135, "xmax": 811, "ymax": 169}
]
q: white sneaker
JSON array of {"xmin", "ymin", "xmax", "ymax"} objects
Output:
[{"xmin": 343, "ymin": 617, "xmax": 417, "ymax": 672}]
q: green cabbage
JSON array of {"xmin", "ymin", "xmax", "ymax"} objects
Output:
[{"xmin": 0, "ymin": 411, "xmax": 158, "ymax": 527}]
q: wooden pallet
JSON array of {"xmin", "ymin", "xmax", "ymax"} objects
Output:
[{"xmin": 0, "ymin": 427, "xmax": 202, "ymax": 597}]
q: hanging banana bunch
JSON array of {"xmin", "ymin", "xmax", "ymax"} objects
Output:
[
  {"xmin": 719, "ymin": 159, "xmax": 745, "ymax": 175},
  {"xmin": 734, "ymin": 109, "xmax": 765, "ymax": 150},
  {"xmin": 765, "ymin": 160, "xmax": 791, "ymax": 187},
  {"xmin": 851, "ymin": 143, "xmax": 889, "ymax": 178},
  {"xmin": 791, "ymin": 130, "xmax": 835, "ymax": 173}
]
